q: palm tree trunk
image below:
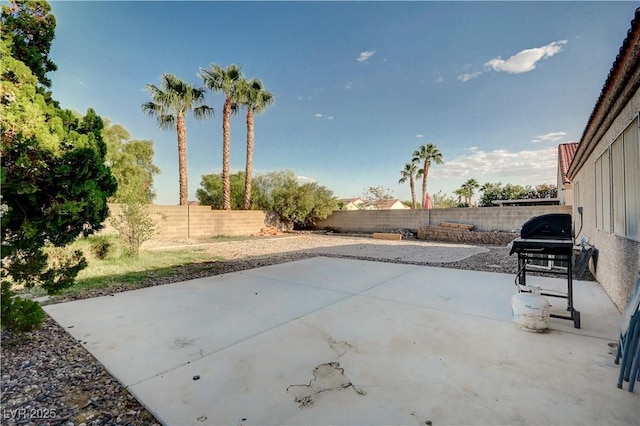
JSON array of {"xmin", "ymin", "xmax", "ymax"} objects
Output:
[
  {"xmin": 222, "ymin": 98, "xmax": 232, "ymax": 210},
  {"xmin": 410, "ymin": 177, "xmax": 416, "ymax": 209},
  {"xmin": 176, "ymin": 114, "xmax": 188, "ymax": 206},
  {"xmin": 422, "ymin": 161, "xmax": 429, "ymax": 209},
  {"xmin": 243, "ymin": 109, "xmax": 255, "ymax": 210}
]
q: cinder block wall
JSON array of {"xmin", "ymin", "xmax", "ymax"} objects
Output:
[
  {"xmin": 315, "ymin": 205, "xmax": 572, "ymax": 233},
  {"xmin": 101, "ymin": 204, "xmax": 572, "ymax": 239},
  {"xmin": 101, "ymin": 204, "xmax": 267, "ymax": 239}
]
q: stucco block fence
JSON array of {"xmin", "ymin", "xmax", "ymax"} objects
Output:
[
  {"xmin": 99, "ymin": 204, "xmax": 571, "ymax": 243},
  {"xmin": 100, "ymin": 204, "xmax": 269, "ymax": 239},
  {"xmin": 314, "ymin": 205, "xmax": 572, "ymax": 244},
  {"xmin": 417, "ymin": 226, "xmax": 518, "ymax": 245}
]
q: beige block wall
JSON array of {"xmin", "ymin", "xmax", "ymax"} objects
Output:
[
  {"xmin": 101, "ymin": 204, "xmax": 267, "ymax": 239},
  {"xmin": 315, "ymin": 205, "xmax": 572, "ymax": 233}
]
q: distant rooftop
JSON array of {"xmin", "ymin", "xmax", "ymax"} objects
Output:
[{"xmin": 558, "ymin": 142, "xmax": 579, "ymax": 185}]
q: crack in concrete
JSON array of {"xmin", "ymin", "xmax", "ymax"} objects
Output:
[
  {"xmin": 287, "ymin": 362, "xmax": 366, "ymax": 408},
  {"xmin": 302, "ymin": 324, "xmax": 358, "ymax": 359},
  {"xmin": 169, "ymin": 336, "xmax": 196, "ymax": 349},
  {"xmin": 327, "ymin": 336, "xmax": 355, "ymax": 358}
]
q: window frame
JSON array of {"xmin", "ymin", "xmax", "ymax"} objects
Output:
[{"xmin": 594, "ymin": 113, "xmax": 640, "ymax": 242}]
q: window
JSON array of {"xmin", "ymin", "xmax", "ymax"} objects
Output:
[
  {"xmin": 595, "ymin": 148, "xmax": 611, "ymax": 232},
  {"xmin": 623, "ymin": 119, "xmax": 639, "ymax": 240},
  {"xmin": 594, "ymin": 114, "xmax": 640, "ymax": 241},
  {"xmin": 611, "ymin": 135, "xmax": 625, "ymax": 235}
]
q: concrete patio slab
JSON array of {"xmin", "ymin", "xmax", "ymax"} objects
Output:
[
  {"xmin": 44, "ymin": 274, "xmax": 353, "ymax": 387},
  {"xmin": 240, "ymin": 257, "xmax": 420, "ymax": 293},
  {"xmin": 44, "ymin": 257, "xmax": 639, "ymax": 425}
]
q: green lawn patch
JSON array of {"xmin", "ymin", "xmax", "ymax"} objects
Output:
[
  {"xmin": 15, "ymin": 235, "xmax": 226, "ymax": 299},
  {"xmin": 61, "ymin": 248, "xmax": 222, "ymax": 293}
]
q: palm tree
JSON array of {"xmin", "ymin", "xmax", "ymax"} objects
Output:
[
  {"xmin": 453, "ymin": 188, "xmax": 465, "ymax": 206},
  {"xmin": 398, "ymin": 162, "xmax": 423, "ymax": 209},
  {"xmin": 412, "ymin": 143, "xmax": 444, "ymax": 209},
  {"xmin": 142, "ymin": 74, "xmax": 213, "ymax": 205},
  {"xmin": 199, "ymin": 64, "xmax": 244, "ymax": 210},
  {"xmin": 459, "ymin": 178, "xmax": 480, "ymax": 207},
  {"xmin": 237, "ymin": 78, "xmax": 274, "ymax": 210}
]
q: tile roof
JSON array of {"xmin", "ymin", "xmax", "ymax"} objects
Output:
[
  {"xmin": 558, "ymin": 142, "xmax": 579, "ymax": 185},
  {"xmin": 378, "ymin": 199, "xmax": 409, "ymax": 209},
  {"xmin": 568, "ymin": 7, "xmax": 640, "ymax": 178},
  {"xmin": 340, "ymin": 198, "xmax": 363, "ymax": 203}
]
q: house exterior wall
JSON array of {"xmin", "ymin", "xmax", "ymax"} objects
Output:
[
  {"xmin": 342, "ymin": 202, "xmax": 360, "ymax": 211},
  {"xmin": 340, "ymin": 198, "xmax": 364, "ymax": 210},
  {"xmin": 571, "ymin": 88, "xmax": 640, "ymax": 311},
  {"xmin": 559, "ymin": 183, "xmax": 573, "ymax": 206},
  {"xmin": 388, "ymin": 200, "xmax": 410, "ymax": 210},
  {"xmin": 557, "ymin": 165, "xmax": 573, "ymax": 206}
]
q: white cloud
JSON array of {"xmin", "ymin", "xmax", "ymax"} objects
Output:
[
  {"xmin": 436, "ymin": 75, "xmax": 444, "ymax": 84},
  {"xmin": 458, "ymin": 71, "xmax": 481, "ymax": 82},
  {"xmin": 434, "ymin": 147, "xmax": 557, "ymax": 184},
  {"xmin": 315, "ymin": 113, "xmax": 334, "ymax": 120},
  {"xmin": 357, "ymin": 50, "xmax": 376, "ymax": 63},
  {"xmin": 485, "ymin": 40, "xmax": 568, "ymax": 74},
  {"xmin": 297, "ymin": 175, "xmax": 317, "ymax": 184},
  {"xmin": 532, "ymin": 132, "xmax": 567, "ymax": 143},
  {"xmin": 345, "ymin": 81, "xmax": 353, "ymax": 90},
  {"xmin": 416, "ymin": 134, "xmax": 424, "ymax": 138}
]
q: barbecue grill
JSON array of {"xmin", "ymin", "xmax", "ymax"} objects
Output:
[{"xmin": 509, "ymin": 213, "xmax": 580, "ymax": 328}]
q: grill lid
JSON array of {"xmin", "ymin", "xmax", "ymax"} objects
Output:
[{"xmin": 520, "ymin": 213, "xmax": 572, "ymax": 240}]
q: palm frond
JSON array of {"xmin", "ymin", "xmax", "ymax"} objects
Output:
[
  {"xmin": 143, "ymin": 83, "xmax": 163, "ymax": 98},
  {"xmin": 142, "ymin": 74, "xmax": 211, "ymax": 132},
  {"xmin": 236, "ymin": 77, "xmax": 275, "ymax": 113},
  {"xmin": 158, "ymin": 114, "xmax": 175, "ymax": 131},
  {"xmin": 193, "ymin": 105, "xmax": 214, "ymax": 120},
  {"xmin": 141, "ymin": 101, "xmax": 164, "ymax": 116},
  {"xmin": 200, "ymin": 63, "xmax": 245, "ymax": 98},
  {"xmin": 143, "ymin": 74, "xmax": 210, "ymax": 118}
]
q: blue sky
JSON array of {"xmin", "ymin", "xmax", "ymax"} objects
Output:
[{"xmin": 47, "ymin": 1, "xmax": 637, "ymax": 205}]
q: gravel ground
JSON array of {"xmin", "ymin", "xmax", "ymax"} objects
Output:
[{"xmin": 0, "ymin": 234, "xmax": 586, "ymax": 426}]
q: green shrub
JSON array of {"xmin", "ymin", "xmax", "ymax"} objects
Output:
[
  {"xmin": 272, "ymin": 181, "xmax": 338, "ymax": 229},
  {"xmin": 1, "ymin": 281, "xmax": 45, "ymax": 334},
  {"xmin": 110, "ymin": 201, "xmax": 157, "ymax": 259},
  {"xmin": 40, "ymin": 245, "xmax": 88, "ymax": 294},
  {"xmin": 87, "ymin": 235, "xmax": 112, "ymax": 260}
]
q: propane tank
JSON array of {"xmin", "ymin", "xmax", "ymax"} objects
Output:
[{"xmin": 511, "ymin": 286, "xmax": 551, "ymax": 332}]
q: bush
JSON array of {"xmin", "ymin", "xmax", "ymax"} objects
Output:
[
  {"xmin": 87, "ymin": 235, "xmax": 112, "ymax": 260},
  {"xmin": 272, "ymin": 181, "xmax": 338, "ymax": 229},
  {"xmin": 110, "ymin": 201, "xmax": 157, "ymax": 258},
  {"xmin": 196, "ymin": 171, "xmax": 253, "ymax": 209},
  {"xmin": 40, "ymin": 246, "xmax": 88, "ymax": 294},
  {"xmin": 1, "ymin": 281, "xmax": 45, "ymax": 334}
]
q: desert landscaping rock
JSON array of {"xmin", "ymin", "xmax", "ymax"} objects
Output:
[{"xmin": 1, "ymin": 234, "xmax": 583, "ymax": 425}]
